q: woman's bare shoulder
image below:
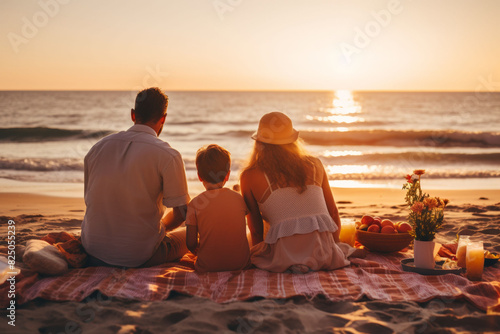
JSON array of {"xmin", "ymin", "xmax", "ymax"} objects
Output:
[
  {"xmin": 309, "ymin": 156, "xmax": 325, "ymax": 169},
  {"xmin": 308, "ymin": 156, "xmax": 326, "ymax": 185},
  {"xmin": 240, "ymin": 167, "xmax": 268, "ymax": 197},
  {"xmin": 241, "ymin": 167, "xmax": 261, "ymax": 180}
]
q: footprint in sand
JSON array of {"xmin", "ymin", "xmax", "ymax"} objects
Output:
[
  {"xmin": 162, "ymin": 309, "xmax": 191, "ymax": 326},
  {"xmin": 312, "ymin": 298, "xmax": 361, "ymax": 314},
  {"xmin": 352, "ymin": 321, "xmax": 394, "ymax": 334},
  {"xmin": 463, "ymin": 206, "xmax": 487, "ymax": 213},
  {"xmin": 481, "ymin": 228, "xmax": 500, "ymax": 235}
]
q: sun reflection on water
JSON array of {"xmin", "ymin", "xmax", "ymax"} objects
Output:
[
  {"xmin": 322, "ymin": 150, "xmax": 363, "ymax": 157},
  {"xmin": 335, "ymin": 127, "xmax": 349, "ymax": 132},
  {"xmin": 306, "ymin": 114, "xmax": 362, "ymax": 124},
  {"xmin": 321, "ymin": 90, "xmax": 362, "ymax": 116},
  {"xmin": 328, "ymin": 180, "xmax": 396, "ymax": 189},
  {"xmin": 326, "ymin": 165, "xmax": 376, "ymax": 175}
]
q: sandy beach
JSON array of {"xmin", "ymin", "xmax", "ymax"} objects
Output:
[{"xmin": 1, "ymin": 187, "xmax": 499, "ymax": 333}]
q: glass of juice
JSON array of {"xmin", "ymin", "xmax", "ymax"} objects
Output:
[
  {"xmin": 339, "ymin": 220, "xmax": 356, "ymax": 247},
  {"xmin": 466, "ymin": 241, "xmax": 484, "ymax": 281},
  {"xmin": 456, "ymin": 235, "xmax": 470, "ymax": 268}
]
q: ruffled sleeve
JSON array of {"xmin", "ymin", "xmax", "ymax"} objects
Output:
[{"xmin": 264, "ymin": 214, "xmax": 338, "ymax": 244}]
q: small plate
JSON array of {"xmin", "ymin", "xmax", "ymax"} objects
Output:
[{"xmin": 401, "ymin": 258, "xmax": 463, "ymax": 276}]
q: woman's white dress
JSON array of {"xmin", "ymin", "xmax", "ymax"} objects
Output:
[{"xmin": 251, "ymin": 174, "xmax": 353, "ymax": 272}]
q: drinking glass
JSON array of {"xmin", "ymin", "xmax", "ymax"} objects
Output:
[
  {"xmin": 466, "ymin": 241, "xmax": 484, "ymax": 281},
  {"xmin": 339, "ymin": 221, "xmax": 356, "ymax": 247},
  {"xmin": 456, "ymin": 235, "xmax": 470, "ymax": 268}
]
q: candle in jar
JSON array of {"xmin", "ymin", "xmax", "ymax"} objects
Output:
[
  {"xmin": 456, "ymin": 235, "xmax": 470, "ymax": 268},
  {"xmin": 339, "ymin": 221, "xmax": 356, "ymax": 247},
  {"xmin": 466, "ymin": 241, "xmax": 484, "ymax": 281}
]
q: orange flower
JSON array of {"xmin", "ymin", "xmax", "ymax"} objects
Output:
[
  {"xmin": 405, "ymin": 174, "xmax": 413, "ymax": 183},
  {"xmin": 423, "ymin": 197, "xmax": 438, "ymax": 210},
  {"xmin": 436, "ymin": 197, "xmax": 450, "ymax": 208},
  {"xmin": 413, "ymin": 169, "xmax": 425, "ymax": 176},
  {"xmin": 411, "ymin": 202, "xmax": 425, "ymax": 214}
]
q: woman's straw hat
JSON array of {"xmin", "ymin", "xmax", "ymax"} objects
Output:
[{"xmin": 251, "ymin": 112, "xmax": 299, "ymax": 145}]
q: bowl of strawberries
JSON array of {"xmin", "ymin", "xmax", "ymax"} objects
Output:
[{"xmin": 355, "ymin": 215, "xmax": 414, "ymax": 253}]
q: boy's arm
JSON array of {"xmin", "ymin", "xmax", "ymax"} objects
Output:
[
  {"xmin": 184, "ymin": 204, "xmax": 198, "ymax": 255},
  {"xmin": 186, "ymin": 225, "xmax": 198, "ymax": 255}
]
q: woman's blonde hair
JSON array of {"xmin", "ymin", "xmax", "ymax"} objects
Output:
[{"xmin": 242, "ymin": 139, "xmax": 315, "ymax": 193}]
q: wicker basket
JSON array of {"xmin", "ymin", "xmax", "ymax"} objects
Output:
[{"xmin": 356, "ymin": 230, "xmax": 413, "ymax": 253}]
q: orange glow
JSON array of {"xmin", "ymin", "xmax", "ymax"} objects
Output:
[{"xmin": 1, "ymin": 3, "xmax": 498, "ymax": 91}]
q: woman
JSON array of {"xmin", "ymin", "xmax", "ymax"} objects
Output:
[{"xmin": 240, "ymin": 112, "xmax": 359, "ymax": 273}]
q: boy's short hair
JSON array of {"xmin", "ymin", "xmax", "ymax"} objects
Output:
[{"xmin": 196, "ymin": 144, "xmax": 231, "ymax": 184}]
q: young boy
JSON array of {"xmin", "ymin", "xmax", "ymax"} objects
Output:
[{"xmin": 186, "ymin": 144, "xmax": 250, "ymax": 272}]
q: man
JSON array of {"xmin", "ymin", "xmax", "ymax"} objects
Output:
[{"xmin": 81, "ymin": 87, "xmax": 190, "ymax": 267}]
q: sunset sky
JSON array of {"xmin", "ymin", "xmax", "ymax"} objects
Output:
[{"xmin": 1, "ymin": 0, "xmax": 499, "ymax": 91}]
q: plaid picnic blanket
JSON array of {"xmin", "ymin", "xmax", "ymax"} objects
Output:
[{"xmin": 1, "ymin": 250, "xmax": 499, "ymax": 313}]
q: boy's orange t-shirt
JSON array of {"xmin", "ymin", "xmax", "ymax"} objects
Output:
[{"xmin": 186, "ymin": 187, "xmax": 250, "ymax": 272}]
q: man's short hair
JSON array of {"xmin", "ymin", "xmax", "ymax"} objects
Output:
[
  {"xmin": 196, "ymin": 144, "xmax": 231, "ymax": 184},
  {"xmin": 134, "ymin": 87, "xmax": 168, "ymax": 124}
]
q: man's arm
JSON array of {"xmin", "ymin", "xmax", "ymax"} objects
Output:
[{"xmin": 161, "ymin": 205, "xmax": 188, "ymax": 231}]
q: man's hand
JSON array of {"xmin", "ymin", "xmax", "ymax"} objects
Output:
[{"xmin": 162, "ymin": 205, "xmax": 187, "ymax": 231}]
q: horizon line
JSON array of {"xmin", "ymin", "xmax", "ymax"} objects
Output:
[{"xmin": 1, "ymin": 89, "xmax": 499, "ymax": 93}]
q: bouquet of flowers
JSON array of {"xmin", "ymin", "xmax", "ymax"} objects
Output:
[{"xmin": 403, "ymin": 170, "xmax": 448, "ymax": 241}]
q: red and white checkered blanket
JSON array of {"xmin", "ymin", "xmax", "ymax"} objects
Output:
[{"xmin": 2, "ymin": 251, "xmax": 499, "ymax": 312}]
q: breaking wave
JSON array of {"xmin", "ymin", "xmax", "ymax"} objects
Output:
[
  {"xmin": 300, "ymin": 130, "xmax": 500, "ymax": 148},
  {"xmin": 0, "ymin": 127, "xmax": 113, "ymax": 142}
]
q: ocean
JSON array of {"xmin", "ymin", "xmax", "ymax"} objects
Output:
[{"xmin": 1, "ymin": 90, "xmax": 499, "ymax": 197}]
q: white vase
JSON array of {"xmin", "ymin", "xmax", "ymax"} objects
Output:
[{"xmin": 414, "ymin": 240, "xmax": 436, "ymax": 269}]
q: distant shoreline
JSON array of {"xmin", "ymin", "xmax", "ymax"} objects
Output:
[
  {"xmin": 1, "ymin": 89, "xmax": 499, "ymax": 93},
  {"xmin": 1, "ymin": 177, "xmax": 499, "ymax": 201},
  {"xmin": 1, "ymin": 187, "xmax": 498, "ymax": 218}
]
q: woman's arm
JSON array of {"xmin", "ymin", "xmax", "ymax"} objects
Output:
[
  {"xmin": 319, "ymin": 160, "xmax": 341, "ymax": 242},
  {"xmin": 241, "ymin": 170, "xmax": 264, "ymax": 246}
]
